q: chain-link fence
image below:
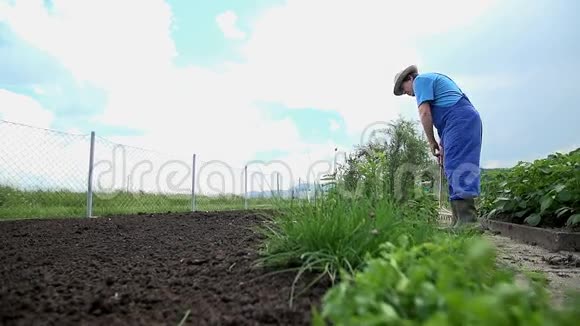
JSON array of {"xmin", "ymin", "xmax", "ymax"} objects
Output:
[
  {"xmin": 0, "ymin": 120, "xmax": 91, "ymax": 219},
  {"xmin": 1, "ymin": 119, "xmax": 323, "ymax": 220},
  {"xmin": 90, "ymin": 135, "xmax": 195, "ymax": 216},
  {"xmin": 1, "ymin": 119, "xmax": 450, "ymax": 220}
]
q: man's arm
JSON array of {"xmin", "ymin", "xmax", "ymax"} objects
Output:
[{"xmin": 418, "ymin": 102, "xmax": 437, "ymax": 146}]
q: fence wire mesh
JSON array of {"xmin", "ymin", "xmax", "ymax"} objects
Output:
[
  {"xmin": 1, "ymin": 118, "xmax": 446, "ymax": 220},
  {"xmin": 0, "ymin": 120, "xmax": 91, "ymax": 219},
  {"xmin": 1, "ymin": 119, "xmax": 316, "ymax": 220},
  {"xmin": 91, "ymin": 136, "xmax": 194, "ymax": 216}
]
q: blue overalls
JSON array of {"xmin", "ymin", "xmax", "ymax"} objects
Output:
[{"xmin": 430, "ymin": 89, "xmax": 483, "ymax": 201}]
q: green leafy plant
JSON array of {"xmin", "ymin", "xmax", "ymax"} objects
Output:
[
  {"xmin": 313, "ymin": 235, "xmax": 580, "ymax": 325},
  {"xmin": 402, "ymin": 189, "xmax": 439, "ymax": 224},
  {"xmin": 480, "ymin": 148, "xmax": 580, "ymax": 228}
]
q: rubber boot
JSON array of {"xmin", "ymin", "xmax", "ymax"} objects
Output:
[
  {"xmin": 451, "ymin": 198, "xmax": 485, "ymax": 233},
  {"xmin": 457, "ymin": 198, "xmax": 477, "ymax": 224}
]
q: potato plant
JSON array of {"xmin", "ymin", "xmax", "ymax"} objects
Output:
[{"xmin": 480, "ymin": 148, "xmax": 580, "ymax": 228}]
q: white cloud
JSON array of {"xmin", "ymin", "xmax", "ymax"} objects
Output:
[
  {"xmin": 216, "ymin": 10, "xmax": 246, "ymax": 40},
  {"xmin": 0, "ymin": 0, "xmax": 500, "ymax": 195},
  {"xmin": 556, "ymin": 145, "xmax": 579, "ymax": 154},
  {"xmin": 0, "ymin": 1, "xmax": 292, "ymax": 162},
  {"xmin": 482, "ymin": 160, "xmax": 511, "ymax": 169},
  {"xmin": 235, "ymin": 0, "xmax": 499, "ymax": 138},
  {"xmin": 0, "ymin": 89, "xmax": 54, "ymax": 127},
  {"xmin": 0, "ymin": 0, "xmax": 177, "ymax": 89}
]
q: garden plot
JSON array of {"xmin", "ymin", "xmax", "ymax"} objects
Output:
[{"xmin": 0, "ymin": 211, "xmax": 329, "ymax": 326}]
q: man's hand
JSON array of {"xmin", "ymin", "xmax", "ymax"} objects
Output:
[
  {"xmin": 430, "ymin": 141, "xmax": 440, "ymax": 158},
  {"xmin": 437, "ymin": 142, "xmax": 444, "ymax": 166}
]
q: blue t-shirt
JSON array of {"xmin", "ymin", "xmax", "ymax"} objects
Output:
[{"xmin": 413, "ymin": 73, "xmax": 464, "ymax": 107}]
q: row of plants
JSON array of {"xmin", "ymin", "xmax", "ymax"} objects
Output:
[
  {"xmin": 313, "ymin": 231, "xmax": 580, "ymax": 325},
  {"xmin": 260, "ymin": 184, "xmax": 580, "ymax": 325},
  {"xmin": 479, "ymin": 148, "xmax": 580, "ymax": 229},
  {"xmin": 257, "ymin": 119, "xmax": 579, "ymax": 325}
]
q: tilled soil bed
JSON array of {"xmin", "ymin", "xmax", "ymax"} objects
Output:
[{"xmin": 0, "ymin": 210, "xmax": 329, "ymax": 326}]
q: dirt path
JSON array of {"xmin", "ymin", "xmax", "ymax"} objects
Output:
[
  {"xmin": 485, "ymin": 233, "xmax": 580, "ymax": 306},
  {"xmin": 0, "ymin": 210, "xmax": 328, "ymax": 326}
]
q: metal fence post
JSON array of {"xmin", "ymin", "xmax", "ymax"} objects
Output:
[
  {"xmin": 314, "ymin": 181, "xmax": 317, "ymax": 206},
  {"xmin": 298, "ymin": 177, "xmax": 301, "ymax": 200},
  {"xmin": 192, "ymin": 153, "xmax": 196, "ymax": 212},
  {"xmin": 333, "ymin": 148, "xmax": 338, "ymax": 175},
  {"xmin": 244, "ymin": 165, "xmax": 248, "ymax": 209},
  {"xmin": 86, "ymin": 131, "xmax": 95, "ymax": 218},
  {"xmin": 277, "ymin": 172, "xmax": 280, "ymax": 198}
]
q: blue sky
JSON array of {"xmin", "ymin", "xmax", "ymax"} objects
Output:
[
  {"xmin": 170, "ymin": 0, "xmax": 285, "ymax": 68},
  {"xmin": 0, "ymin": 0, "xmax": 579, "ymax": 176}
]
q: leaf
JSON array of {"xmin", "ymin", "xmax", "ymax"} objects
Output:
[
  {"xmin": 556, "ymin": 207, "xmax": 572, "ymax": 217},
  {"xmin": 557, "ymin": 190, "xmax": 572, "ymax": 202},
  {"xmin": 553, "ymin": 184, "xmax": 566, "ymax": 193},
  {"xmin": 566, "ymin": 214, "xmax": 580, "ymax": 226},
  {"xmin": 504, "ymin": 200, "xmax": 516, "ymax": 211},
  {"xmin": 540, "ymin": 196, "xmax": 553, "ymax": 213},
  {"xmin": 514, "ymin": 210, "xmax": 528, "ymax": 218},
  {"xmin": 524, "ymin": 213, "xmax": 541, "ymax": 227},
  {"xmin": 493, "ymin": 197, "xmax": 511, "ymax": 203},
  {"xmin": 311, "ymin": 306, "xmax": 329, "ymax": 326}
]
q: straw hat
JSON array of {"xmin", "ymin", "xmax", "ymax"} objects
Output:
[{"xmin": 393, "ymin": 65, "xmax": 418, "ymax": 96}]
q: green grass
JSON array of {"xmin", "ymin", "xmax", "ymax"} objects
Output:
[
  {"xmin": 255, "ymin": 189, "xmax": 442, "ymax": 305},
  {"xmin": 0, "ymin": 185, "xmax": 283, "ymax": 220}
]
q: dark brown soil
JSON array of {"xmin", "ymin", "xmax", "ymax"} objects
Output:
[{"xmin": 0, "ymin": 210, "xmax": 330, "ymax": 326}]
